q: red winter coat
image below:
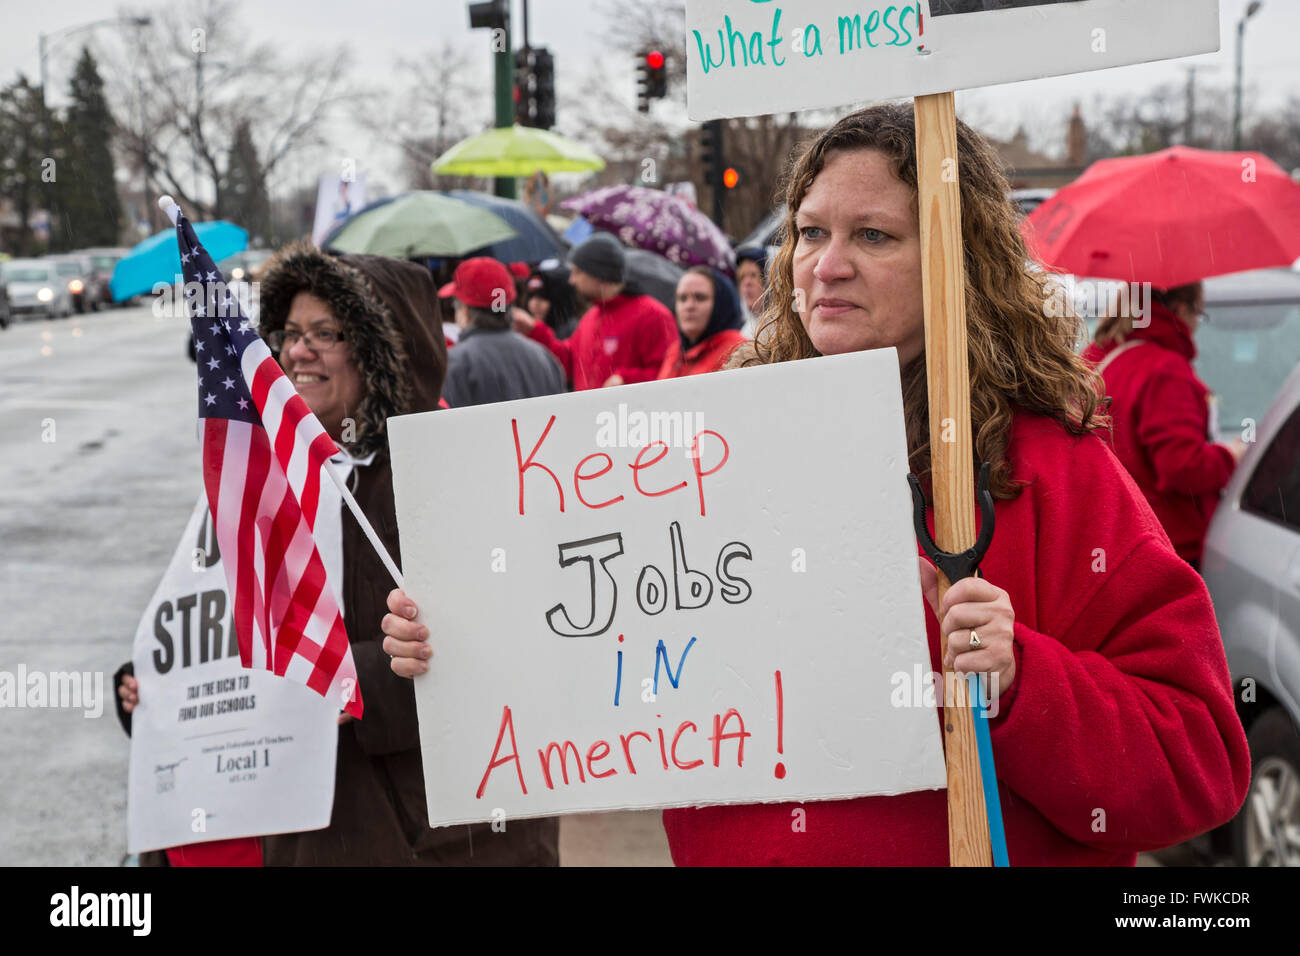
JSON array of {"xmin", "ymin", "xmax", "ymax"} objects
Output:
[
  {"xmin": 1082, "ymin": 303, "xmax": 1235, "ymax": 564},
  {"xmin": 527, "ymin": 292, "xmax": 677, "ymax": 390},
  {"xmin": 657, "ymin": 329, "xmax": 748, "ymax": 380},
  {"xmin": 661, "ymin": 409, "xmax": 1250, "ymax": 866}
]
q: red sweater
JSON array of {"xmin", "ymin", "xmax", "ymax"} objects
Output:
[
  {"xmin": 528, "ymin": 292, "xmax": 677, "ymax": 390},
  {"xmin": 657, "ymin": 329, "xmax": 748, "ymax": 380},
  {"xmin": 661, "ymin": 410, "xmax": 1249, "ymax": 866},
  {"xmin": 1082, "ymin": 305, "xmax": 1235, "ymax": 563}
]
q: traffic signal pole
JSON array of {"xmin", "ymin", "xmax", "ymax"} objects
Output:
[
  {"xmin": 493, "ymin": 18, "xmax": 515, "ymax": 199},
  {"xmin": 700, "ymin": 119, "xmax": 726, "ymax": 229}
]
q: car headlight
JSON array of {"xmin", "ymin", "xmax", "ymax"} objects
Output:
[
  {"xmin": 37, "ymin": 287, "xmax": 54, "ymax": 302},
  {"xmin": 69, "ymin": 279, "xmax": 84, "ymax": 293}
]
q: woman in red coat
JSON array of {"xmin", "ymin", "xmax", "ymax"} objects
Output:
[
  {"xmin": 657, "ymin": 266, "xmax": 748, "ymax": 380},
  {"xmin": 380, "ymin": 105, "xmax": 1250, "ymax": 866},
  {"xmin": 1082, "ymin": 284, "xmax": 1245, "ymax": 568}
]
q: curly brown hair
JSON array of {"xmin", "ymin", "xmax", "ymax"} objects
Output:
[{"xmin": 731, "ymin": 102, "xmax": 1103, "ymax": 499}]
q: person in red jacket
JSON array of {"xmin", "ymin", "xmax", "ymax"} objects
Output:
[
  {"xmin": 657, "ymin": 266, "xmax": 748, "ymax": 379},
  {"xmin": 1082, "ymin": 284, "xmax": 1245, "ymax": 568},
  {"xmin": 381, "ymin": 105, "xmax": 1251, "ymax": 866},
  {"xmin": 512, "ymin": 233, "xmax": 677, "ymax": 389}
]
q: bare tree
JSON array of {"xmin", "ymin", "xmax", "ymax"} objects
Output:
[
  {"xmin": 99, "ymin": 0, "xmax": 354, "ymax": 227},
  {"xmin": 352, "ymin": 39, "xmax": 491, "ymax": 192}
]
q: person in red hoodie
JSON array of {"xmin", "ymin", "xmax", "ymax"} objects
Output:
[
  {"xmin": 1082, "ymin": 284, "xmax": 1245, "ymax": 569},
  {"xmin": 657, "ymin": 266, "xmax": 748, "ymax": 379},
  {"xmin": 380, "ymin": 105, "xmax": 1251, "ymax": 866},
  {"xmin": 512, "ymin": 233, "xmax": 677, "ymax": 389}
]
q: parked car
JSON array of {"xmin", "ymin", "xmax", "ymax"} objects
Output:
[
  {"xmin": 217, "ymin": 249, "xmax": 272, "ymax": 283},
  {"xmin": 79, "ymin": 247, "xmax": 128, "ymax": 308},
  {"xmin": 1010, "ymin": 187, "xmax": 1055, "ymax": 218},
  {"xmin": 0, "ymin": 266, "xmax": 11, "ymax": 329},
  {"xmin": 1201, "ymin": 359, "xmax": 1300, "ymax": 866},
  {"xmin": 1066, "ymin": 267, "xmax": 1300, "ymax": 441},
  {"xmin": 1, "ymin": 259, "xmax": 74, "ymax": 319},
  {"xmin": 48, "ymin": 255, "xmax": 97, "ymax": 313}
]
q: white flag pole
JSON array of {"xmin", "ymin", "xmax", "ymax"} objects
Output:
[{"xmin": 323, "ymin": 460, "xmax": 405, "ymax": 590}]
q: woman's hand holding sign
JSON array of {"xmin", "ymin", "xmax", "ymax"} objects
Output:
[
  {"xmin": 918, "ymin": 558, "xmax": 1016, "ymax": 700},
  {"xmin": 382, "ymin": 588, "xmax": 431, "ymax": 677}
]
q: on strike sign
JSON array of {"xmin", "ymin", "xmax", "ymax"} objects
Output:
[{"xmin": 388, "ymin": 349, "xmax": 946, "ymax": 826}]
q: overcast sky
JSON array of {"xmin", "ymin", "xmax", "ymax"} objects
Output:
[{"xmin": 4, "ymin": 0, "xmax": 1296, "ymax": 198}]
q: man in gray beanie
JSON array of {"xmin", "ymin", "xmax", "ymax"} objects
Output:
[{"xmin": 513, "ymin": 233, "xmax": 676, "ymax": 390}]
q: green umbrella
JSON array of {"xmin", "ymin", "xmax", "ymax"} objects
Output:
[
  {"xmin": 432, "ymin": 125, "xmax": 606, "ymax": 177},
  {"xmin": 324, "ymin": 191, "xmax": 517, "ymax": 258}
]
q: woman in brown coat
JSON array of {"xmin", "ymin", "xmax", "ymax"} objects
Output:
[{"xmin": 122, "ymin": 243, "xmax": 558, "ymax": 865}]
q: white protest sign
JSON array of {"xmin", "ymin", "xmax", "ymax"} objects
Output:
[
  {"xmin": 388, "ymin": 349, "xmax": 946, "ymax": 826},
  {"xmin": 686, "ymin": 0, "xmax": 1220, "ymax": 120},
  {"xmin": 127, "ymin": 495, "xmax": 339, "ymax": 854}
]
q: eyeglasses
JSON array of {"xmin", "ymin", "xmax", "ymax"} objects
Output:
[{"xmin": 269, "ymin": 327, "xmax": 345, "ymax": 352}]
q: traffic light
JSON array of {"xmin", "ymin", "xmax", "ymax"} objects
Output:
[
  {"xmin": 699, "ymin": 119, "xmax": 727, "ymax": 228},
  {"xmin": 533, "ymin": 48, "xmax": 555, "ymax": 130},
  {"xmin": 699, "ymin": 119, "xmax": 724, "ymax": 188},
  {"xmin": 513, "ymin": 47, "xmax": 556, "ymax": 130},
  {"xmin": 514, "ymin": 48, "xmax": 532, "ymax": 126},
  {"xmin": 467, "ymin": 0, "xmax": 508, "ymax": 30},
  {"xmin": 646, "ymin": 50, "xmax": 667, "ymax": 99},
  {"xmin": 636, "ymin": 50, "xmax": 668, "ymax": 113}
]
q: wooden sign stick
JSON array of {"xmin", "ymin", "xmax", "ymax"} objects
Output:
[{"xmin": 913, "ymin": 91, "xmax": 992, "ymax": 867}]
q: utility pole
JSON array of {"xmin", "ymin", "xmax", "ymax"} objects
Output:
[
  {"xmin": 1181, "ymin": 65, "xmax": 1217, "ymax": 146},
  {"xmin": 1233, "ymin": 1, "xmax": 1263, "ymax": 150},
  {"xmin": 469, "ymin": 0, "xmax": 515, "ymax": 198}
]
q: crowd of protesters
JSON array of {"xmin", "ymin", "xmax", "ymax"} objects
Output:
[{"xmin": 116, "ymin": 123, "xmax": 1256, "ymax": 866}]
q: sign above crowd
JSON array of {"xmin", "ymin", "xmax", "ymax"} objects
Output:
[
  {"xmin": 686, "ymin": 0, "xmax": 1221, "ymax": 120},
  {"xmin": 389, "ymin": 351, "xmax": 948, "ymax": 826}
]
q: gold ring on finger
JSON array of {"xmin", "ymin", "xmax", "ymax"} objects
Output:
[{"xmin": 969, "ymin": 629, "xmax": 981, "ymax": 650}]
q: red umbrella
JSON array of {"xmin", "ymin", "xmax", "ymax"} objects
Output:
[{"xmin": 1022, "ymin": 146, "xmax": 1300, "ymax": 288}]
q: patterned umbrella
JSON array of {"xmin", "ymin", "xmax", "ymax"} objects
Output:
[{"xmin": 562, "ymin": 185, "xmax": 736, "ymax": 274}]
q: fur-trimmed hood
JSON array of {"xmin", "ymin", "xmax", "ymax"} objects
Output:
[{"xmin": 256, "ymin": 241, "xmax": 447, "ymax": 456}]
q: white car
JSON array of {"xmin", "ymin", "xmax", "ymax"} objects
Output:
[
  {"xmin": 1201, "ymin": 359, "xmax": 1300, "ymax": 866},
  {"xmin": 2, "ymin": 260, "xmax": 74, "ymax": 319}
]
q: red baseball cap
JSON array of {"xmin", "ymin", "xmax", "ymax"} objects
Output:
[
  {"xmin": 508, "ymin": 261, "xmax": 530, "ymax": 279},
  {"xmin": 438, "ymin": 258, "xmax": 517, "ymax": 309}
]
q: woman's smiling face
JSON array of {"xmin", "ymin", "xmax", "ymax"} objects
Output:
[
  {"xmin": 279, "ymin": 290, "xmax": 364, "ymax": 441},
  {"xmin": 792, "ymin": 148, "xmax": 926, "ymax": 363}
]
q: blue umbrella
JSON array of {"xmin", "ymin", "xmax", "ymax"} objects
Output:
[
  {"xmin": 111, "ymin": 220, "xmax": 248, "ymax": 301},
  {"xmin": 446, "ymin": 189, "xmax": 567, "ymax": 264}
]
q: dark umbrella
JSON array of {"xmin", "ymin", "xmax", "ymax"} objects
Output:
[
  {"xmin": 739, "ymin": 205, "xmax": 787, "ymax": 250},
  {"xmin": 623, "ymin": 247, "xmax": 685, "ymax": 312},
  {"xmin": 448, "ymin": 189, "xmax": 567, "ymax": 264}
]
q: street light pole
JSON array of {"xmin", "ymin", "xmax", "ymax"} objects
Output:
[{"xmin": 1233, "ymin": 1, "xmax": 1262, "ymax": 150}]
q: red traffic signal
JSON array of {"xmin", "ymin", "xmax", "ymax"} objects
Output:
[
  {"xmin": 722, "ymin": 167, "xmax": 740, "ymax": 189},
  {"xmin": 647, "ymin": 50, "xmax": 665, "ymax": 69}
]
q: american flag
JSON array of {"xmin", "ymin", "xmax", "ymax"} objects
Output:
[{"xmin": 165, "ymin": 198, "xmax": 363, "ymax": 718}]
